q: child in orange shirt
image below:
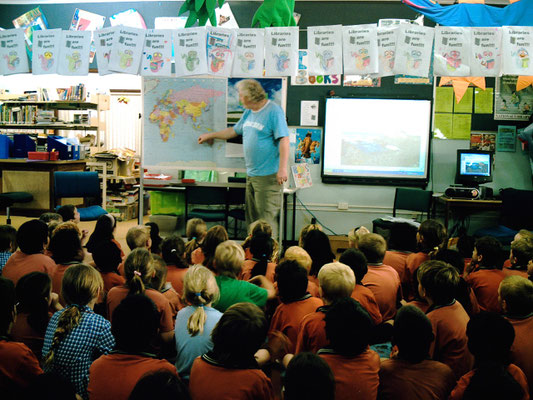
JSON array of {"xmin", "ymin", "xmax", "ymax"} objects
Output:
[
  {"xmin": 240, "ymin": 231, "xmax": 276, "ymax": 282},
  {"xmin": 269, "ymin": 260, "xmax": 323, "ymax": 353},
  {"xmin": 382, "ymin": 222, "xmax": 418, "ymax": 282},
  {"xmin": 283, "ymin": 352, "xmax": 334, "ymax": 400},
  {"xmin": 318, "ymin": 297, "xmax": 380, "ymax": 400},
  {"xmin": 242, "ymin": 219, "xmax": 280, "ymax": 262},
  {"xmin": 92, "ymin": 240, "xmax": 125, "ymax": 294},
  {"xmin": 283, "ymin": 246, "xmax": 319, "ymax": 297},
  {"xmin": 301, "ymin": 229, "xmax": 335, "ymax": 284},
  {"xmin": 505, "ymin": 238, "xmax": 533, "ymax": 279},
  {"xmin": 161, "ymin": 234, "xmax": 189, "ymax": 296},
  {"xmin": 465, "ymin": 236, "xmax": 507, "ymax": 313},
  {"xmin": 189, "ymin": 303, "xmax": 275, "ymax": 400},
  {"xmin": 295, "ymin": 262, "xmax": 355, "ymax": 354},
  {"xmin": 151, "ymin": 255, "xmax": 183, "ymax": 322}
]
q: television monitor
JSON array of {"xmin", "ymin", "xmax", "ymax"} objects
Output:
[
  {"xmin": 321, "ymin": 97, "xmax": 432, "ymax": 186},
  {"xmin": 455, "ymin": 149, "xmax": 493, "ymax": 186}
]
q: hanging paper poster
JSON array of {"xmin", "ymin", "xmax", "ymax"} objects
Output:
[
  {"xmin": 174, "ymin": 28, "xmax": 208, "ymax": 77},
  {"xmin": 494, "ymin": 75, "xmax": 533, "ymax": 121},
  {"xmin": 57, "ymin": 30, "xmax": 91, "ymax": 76},
  {"xmin": 291, "ymin": 50, "xmax": 341, "ymax": 86},
  {"xmin": 470, "ymin": 27, "xmax": 502, "ymax": 77},
  {"xmin": 206, "ymin": 27, "xmax": 235, "ymax": 77},
  {"xmin": 376, "ymin": 27, "xmax": 398, "ymax": 77},
  {"xmin": 32, "ymin": 29, "xmax": 61, "ymax": 75},
  {"xmin": 342, "ymin": 24, "xmax": 378, "ymax": 75},
  {"xmin": 393, "ymin": 25, "xmax": 434, "ymax": 77},
  {"xmin": 69, "ymin": 9, "xmax": 106, "ymax": 63},
  {"xmin": 206, "ymin": 3, "xmax": 240, "ymax": 29},
  {"xmin": 307, "ymin": 25, "xmax": 343, "ymax": 75},
  {"xmin": 12, "ymin": 7, "xmax": 49, "ymax": 59},
  {"xmin": 264, "ymin": 27, "xmax": 299, "ymax": 77},
  {"xmin": 0, "ymin": 29, "xmax": 29, "ymax": 75},
  {"xmin": 434, "ymin": 27, "xmax": 471, "ymax": 77},
  {"xmin": 108, "ymin": 27, "xmax": 145, "ymax": 75},
  {"xmin": 140, "ymin": 29, "xmax": 172, "ymax": 77},
  {"xmin": 232, "ymin": 29, "xmax": 264, "ymax": 78},
  {"xmin": 94, "ymin": 27, "xmax": 116, "ymax": 76},
  {"xmin": 502, "ymin": 26, "xmax": 533, "ymax": 76},
  {"xmin": 110, "ymin": 9, "xmax": 146, "ymax": 29}
]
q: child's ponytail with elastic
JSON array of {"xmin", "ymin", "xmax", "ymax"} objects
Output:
[
  {"xmin": 43, "ymin": 305, "xmax": 82, "ymax": 366},
  {"xmin": 124, "ymin": 248, "xmax": 154, "ymax": 295},
  {"xmin": 162, "ymin": 235, "xmax": 187, "ymax": 269},
  {"xmin": 183, "ymin": 265, "xmax": 219, "ymax": 336}
]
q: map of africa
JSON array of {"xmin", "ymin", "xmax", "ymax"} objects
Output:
[{"xmin": 143, "ymin": 77, "xmax": 245, "ymax": 170}]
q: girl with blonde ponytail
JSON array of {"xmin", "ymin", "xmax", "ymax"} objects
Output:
[
  {"xmin": 42, "ymin": 264, "xmax": 114, "ymax": 400},
  {"xmin": 174, "ymin": 265, "xmax": 221, "ymax": 381}
]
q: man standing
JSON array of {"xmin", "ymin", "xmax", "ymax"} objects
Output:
[{"xmin": 198, "ymin": 79, "xmax": 289, "ymax": 237}]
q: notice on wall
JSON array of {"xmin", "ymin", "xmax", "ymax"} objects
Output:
[
  {"xmin": 140, "ymin": 29, "xmax": 172, "ymax": 77},
  {"xmin": 497, "ymin": 125, "xmax": 517, "ymax": 152},
  {"xmin": 173, "ymin": 27, "xmax": 208, "ymax": 77},
  {"xmin": 494, "ymin": 75, "xmax": 533, "ymax": 121},
  {"xmin": 376, "ymin": 26, "xmax": 398, "ymax": 77},
  {"xmin": 206, "ymin": 26, "xmax": 235, "ymax": 77},
  {"xmin": 57, "ymin": 30, "xmax": 91, "ymax": 76},
  {"xmin": 342, "ymin": 24, "xmax": 378, "ymax": 75},
  {"xmin": 264, "ymin": 27, "xmax": 299, "ymax": 77},
  {"xmin": 300, "ymin": 100, "xmax": 319, "ymax": 126},
  {"xmin": 32, "ymin": 29, "xmax": 61, "ymax": 75},
  {"xmin": 393, "ymin": 24, "xmax": 434, "ymax": 77},
  {"xmin": 502, "ymin": 26, "xmax": 533, "ymax": 76},
  {"xmin": 94, "ymin": 27, "xmax": 116, "ymax": 76},
  {"xmin": 307, "ymin": 25, "xmax": 343, "ymax": 75},
  {"xmin": 108, "ymin": 27, "xmax": 145, "ymax": 75},
  {"xmin": 0, "ymin": 29, "xmax": 29, "ymax": 75},
  {"xmin": 434, "ymin": 27, "xmax": 471, "ymax": 77},
  {"xmin": 470, "ymin": 27, "xmax": 502, "ymax": 77},
  {"xmin": 232, "ymin": 29, "xmax": 264, "ymax": 78}
]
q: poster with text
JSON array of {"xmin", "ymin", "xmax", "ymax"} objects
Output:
[
  {"xmin": 94, "ymin": 27, "xmax": 116, "ymax": 76},
  {"xmin": 434, "ymin": 27, "xmax": 471, "ymax": 77},
  {"xmin": 57, "ymin": 30, "xmax": 91, "ymax": 76},
  {"xmin": 206, "ymin": 27, "xmax": 235, "ymax": 77},
  {"xmin": 291, "ymin": 49, "xmax": 341, "ymax": 86},
  {"xmin": 0, "ymin": 29, "xmax": 29, "ymax": 75},
  {"xmin": 307, "ymin": 25, "xmax": 343, "ymax": 75},
  {"xmin": 393, "ymin": 24, "xmax": 434, "ymax": 77},
  {"xmin": 174, "ymin": 27, "xmax": 208, "ymax": 77},
  {"xmin": 376, "ymin": 26, "xmax": 398, "ymax": 77},
  {"xmin": 502, "ymin": 26, "xmax": 533, "ymax": 76},
  {"xmin": 108, "ymin": 27, "xmax": 145, "ymax": 75},
  {"xmin": 470, "ymin": 27, "xmax": 502, "ymax": 77},
  {"xmin": 494, "ymin": 75, "xmax": 533, "ymax": 121},
  {"xmin": 32, "ymin": 29, "xmax": 61, "ymax": 75},
  {"xmin": 231, "ymin": 29, "xmax": 264, "ymax": 78},
  {"xmin": 342, "ymin": 24, "xmax": 378, "ymax": 75},
  {"xmin": 69, "ymin": 9, "xmax": 105, "ymax": 63},
  {"xmin": 140, "ymin": 29, "xmax": 172, "ymax": 76},
  {"xmin": 264, "ymin": 27, "xmax": 299, "ymax": 77}
]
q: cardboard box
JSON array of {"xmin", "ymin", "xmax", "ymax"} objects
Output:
[
  {"xmin": 108, "ymin": 203, "xmax": 138, "ymax": 221},
  {"xmin": 328, "ymin": 235, "xmax": 350, "ymax": 260}
]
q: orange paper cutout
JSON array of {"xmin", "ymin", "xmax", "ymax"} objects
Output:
[
  {"xmin": 516, "ymin": 76, "xmax": 533, "ymax": 92},
  {"xmin": 439, "ymin": 76, "xmax": 486, "ymax": 103}
]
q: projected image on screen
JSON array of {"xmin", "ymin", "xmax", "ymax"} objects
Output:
[{"xmin": 322, "ymin": 98, "xmax": 431, "ymax": 185}]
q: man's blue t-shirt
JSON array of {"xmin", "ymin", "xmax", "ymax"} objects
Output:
[{"xmin": 233, "ymin": 101, "xmax": 289, "ymax": 177}]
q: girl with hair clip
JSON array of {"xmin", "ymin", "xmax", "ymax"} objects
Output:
[
  {"xmin": 86, "ymin": 214, "xmax": 124, "ymax": 257},
  {"xmin": 42, "ymin": 264, "xmax": 114, "ymax": 400},
  {"xmin": 184, "ymin": 218, "xmax": 207, "ymax": 265},
  {"xmin": 175, "ymin": 265, "xmax": 222, "ymax": 381},
  {"xmin": 242, "ymin": 219, "xmax": 280, "ymax": 262},
  {"xmin": 11, "ymin": 272, "xmax": 62, "ymax": 359},
  {"xmin": 191, "ymin": 225, "xmax": 228, "ymax": 271},
  {"xmin": 240, "ymin": 231, "xmax": 276, "ymax": 282},
  {"xmin": 106, "ymin": 248, "xmax": 175, "ymax": 345},
  {"xmin": 162, "ymin": 234, "xmax": 189, "ymax": 296}
]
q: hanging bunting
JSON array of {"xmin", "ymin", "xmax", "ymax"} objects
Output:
[
  {"xmin": 307, "ymin": 25, "xmax": 343, "ymax": 76},
  {"xmin": 393, "ymin": 24, "xmax": 434, "ymax": 77},
  {"xmin": 516, "ymin": 76, "xmax": 533, "ymax": 91},
  {"xmin": 434, "ymin": 26, "xmax": 471, "ymax": 77},
  {"xmin": 140, "ymin": 29, "xmax": 173, "ymax": 77},
  {"xmin": 264, "ymin": 26, "xmax": 299, "ymax": 77},
  {"xmin": 57, "ymin": 30, "xmax": 91, "ymax": 76},
  {"xmin": 173, "ymin": 27, "xmax": 208, "ymax": 77},
  {"xmin": 470, "ymin": 27, "xmax": 502, "ymax": 77},
  {"xmin": 342, "ymin": 24, "xmax": 379, "ymax": 76},
  {"xmin": 231, "ymin": 28, "xmax": 265, "ymax": 78},
  {"xmin": 206, "ymin": 26, "xmax": 235, "ymax": 77},
  {"xmin": 439, "ymin": 76, "xmax": 486, "ymax": 103},
  {"xmin": 32, "ymin": 29, "xmax": 61, "ymax": 75}
]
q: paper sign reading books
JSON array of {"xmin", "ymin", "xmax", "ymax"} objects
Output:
[
  {"xmin": 94, "ymin": 27, "xmax": 116, "ymax": 76},
  {"xmin": 393, "ymin": 24, "xmax": 434, "ymax": 77},
  {"xmin": 232, "ymin": 29, "xmax": 264, "ymax": 78},
  {"xmin": 141, "ymin": 29, "xmax": 172, "ymax": 76},
  {"xmin": 307, "ymin": 25, "xmax": 343, "ymax": 75},
  {"xmin": 343, "ymin": 24, "xmax": 378, "ymax": 75},
  {"xmin": 376, "ymin": 27, "xmax": 398, "ymax": 77},
  {"xmin": 264, "ymin": 27, "xmax": 299, "ymax": 77},
  {"xmin": 174, "ymin": 27, "xmax": 208, "ymax": 77},
  {"xmin": 206, "ymin": 26, "xmax": 235, "ymax": 77},
  {"xmin": 502, "ymin": 26, "xmax": 533, "ymax": 76},
  {"xmin": 108, "ymin": 27, "xmax": 145, "ymax": 75},
  {"xmin": 0, "ymin": 29, "xmax": 30, "ymax": 75},
  {"xmin": 470, "ymin": 27, "xmax": 502, "ymax": 77},
  {"xmin": 57, "ymin": 30, "xmax": 91, "ymax": 76},
  {"xmin": 32, "ymin": 29, "xmax": 61, "ymax": 75},
  {"xmin": 434, "ymin": 27, "xmax": 471, "ymax": 77}
]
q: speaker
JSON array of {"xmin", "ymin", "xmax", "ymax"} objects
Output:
[{"xmin": 445, "ymin": 186, "xmax": 482, "ymax": 199}]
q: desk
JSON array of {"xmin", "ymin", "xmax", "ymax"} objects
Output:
[
  {"xmin": 140, "ymin": 182, "xmax": 297, "ymax": 244},
  {"xmin": 0, "ymin": 159, "xmax": 87, "ymax": 215},
  {"xmin": 437, "ymin": 196, "xmax": 502, "ymax": 232}
]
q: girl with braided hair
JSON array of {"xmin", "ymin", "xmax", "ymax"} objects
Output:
[{"xmin": 42, "ymin": 263, "xmax": 114, "ymax": 399}]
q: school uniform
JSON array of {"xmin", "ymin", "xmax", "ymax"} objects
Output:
[
  {"xmin": 307, "ymin": 279, "xmax": 320, "ymax": 297},
  {"xmin": 10, "ymin": 311, "xmax": 50, "ymax": 359},
  {"xmin": 100, "ymin": 272, "xmax": 125, "ymax": 293},
  {"xmin": 0, "ymin": 337, "xmax": 43, "ymax": 394},
  {"xmin": 507, "ymin": 313, "xmax": 533, "ymax": 395},
  {"xmin": 465, "ymin": 268, "xmax": 507, "ymax": 313},
  {"xmin": 2, "ymin": 251, "xmax": 57, "ymax": 285},
  {"xmin": 383, "ymin": 250, "xmax": 410, "ymax": 282},
  {"xmin": 161, "ymin": 284, "xmax": 183, "ymax": 321},
  {"xmin": 166, "ymin": 264, "xmax": 188, "ymax": 295},
  {"xmin": 405, "ymin": 299, "xmax": 430, "ymax": 313},
  {"xmin": 351, "ymin": 284, "xmax": 383, "ymax": 325},
  {"xmin": 404, "ymin": 252, "xmax": 430, "ymax": 300},
  {"xmin": 295, "ymin": 305, "xmax": 329, "ymax": 354},
  {"xmin": 362, "ymin": 263, "xmax": 401, "ymax": 321},
  {"xmin": 503, "ymin": 266, "xmax": 529, "ymax": 279},
  {"xmin": 52, "ymin": 262, "xmax": 78, "ymax": 303},
  {"xmin": 240, "ymin": 259, "xmax": 276, "ymax": 282}
]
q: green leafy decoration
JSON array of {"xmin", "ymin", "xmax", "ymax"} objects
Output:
[{"xmin": 252, "ymin": 0, "xmax": 296, "ymax": 28}]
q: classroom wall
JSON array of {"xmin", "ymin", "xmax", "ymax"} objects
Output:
[{"xmin": 1, "ymin": 1, "xmax": 531, "ymax": 237}]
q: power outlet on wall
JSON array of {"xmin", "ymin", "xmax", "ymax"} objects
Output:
[{"xmin": 337, "ymin": 202, "xmax": 349, "ymax": 210}]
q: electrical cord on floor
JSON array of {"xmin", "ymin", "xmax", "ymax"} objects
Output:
[{"xmin": 296, "ymin": 197, "xmax": 338, "ymax": 236}]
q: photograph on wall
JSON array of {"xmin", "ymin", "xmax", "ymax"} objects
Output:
[
  {"xmin": 494, "ymin": 75, "xmax": 533, "ymax": 121},
  {"xmin": 470, "ymin": 131, "xmax": 496, "ymax": 152},
  {"xmin": 295, "ymin": 127, "xmax": 322, "ymax": 164},
  {"xmin": 497, "ymin": 125, "xmax": 517, "ymax": 152}
]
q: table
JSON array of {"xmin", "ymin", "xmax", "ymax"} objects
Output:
[
  {"xmin": 0, "ymin": 159, "xmax": 87, "ymax": 216},
  {"xmin": 437, "ymin": 196, "xmax": 502, "ymax": 232}
]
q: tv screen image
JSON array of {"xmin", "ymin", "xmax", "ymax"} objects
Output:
[
  {"xmin": 455, "ymin": 149, "xmax": 493, "ymax": 186},
  {"xmin": 322, "ymin": 97, "xmax": 431, "ymax": 186}
]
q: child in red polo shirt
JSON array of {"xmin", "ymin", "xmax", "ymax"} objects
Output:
[
  {"xmin": 240, "ymin": 231, "xmax": 277, "ymax": 282},
  {"xmin": 189, "ymin": 303, "xmax": 275, "ymax": 400},
  {"xmin": 270, "ymin": 260, "xmax": 323, "ymax": 353},
  {"xmin": 318, "ymin": 297, "xmax": 380, "ymax": 400},
  {"xmin": 465, "ymin": 236, "xmax": 507, "ymax": 313},
  {"xmin": 161, "ymin": 234, "xmax": 189, "ymax": 296},
  {"xmin": 283, "ymin": 246, "xmax": 320, "ymax": 297},
  {"xmin": 283, "ymin": 352, "xmax": 334, "ymax": 400}
]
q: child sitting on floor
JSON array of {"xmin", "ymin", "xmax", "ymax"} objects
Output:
[
  {"xmin": 283, "ymin": 352, "xmax": 334, "ymax": 400},
  {"xmin": 301, "ymin": 229, "xmax": 335, "ymax": 285},
  {"xmin": 505, "ymin": 238, "xmax": 533, "ymax": 279},
  {"xmin": 184, "ymin": 218, "xmax": 207, "ymax": 265},
  {"xmin": 91, "ymin": 241, "xmax": 125, "ymax": 294},
  {"xmin": 151, "ymin": 255, "xmax": 182, "ymax": 321},
  {"xmin": 0, "ymin": 225, "xmax": 16, "ymax": 273},
  {"xmin": 240, "ymin": 231, "xmax": 276, "ymax": 282},
  {"xmin": 161, "ymin": 235, "xmax": 189, "ymax": 296},
  {"xmin": 86, "ymin": 214, "xmax": 123, "ymax": 258},
  {"xmin": 242, "ymin": 220, "xmax": 280, "ymax": 262},
  {"xmin": 283, "ymin": 246, "xmax": 320, "ymax": 297},
  {"xmin": 191, "ymin": 225, "xmax": 228, "ymax": 271}
]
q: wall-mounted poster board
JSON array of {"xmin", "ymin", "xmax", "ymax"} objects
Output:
[{"xmin": 143, "ymin": 76, "xmax": 245, "ymax": 171}]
